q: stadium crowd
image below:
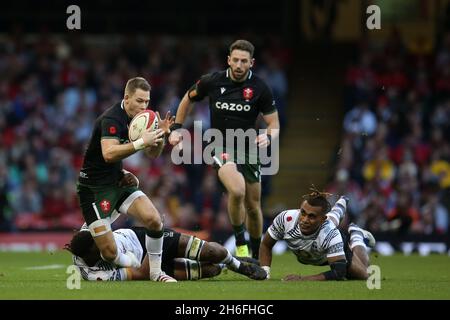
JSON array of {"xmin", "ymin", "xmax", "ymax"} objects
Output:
[
  {"xmin": 0, "ymin": 32, "xmax": 290, "ymax": 239},
  {"xmin": 328, "ymin": 29, "xmax": 450, "ymax": 237}
]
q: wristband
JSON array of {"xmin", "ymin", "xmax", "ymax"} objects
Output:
[
  {"xmin": 132, "ymin": 138, "xmax": 145, "ymax": 150},
  {"xmin": 169, "ymin": 123, "xmax": 182, "ymax": 133}
]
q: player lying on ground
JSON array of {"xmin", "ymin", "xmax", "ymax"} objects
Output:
[
  {"xmin": 259, "ymin": 187, "xmax": 376, "ymax": 281},
  {"xmin": 66, "ymin": 227, "xmax": 267, "ymax": 281}
]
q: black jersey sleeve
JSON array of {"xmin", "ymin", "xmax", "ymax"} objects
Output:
[
  {"xmin": 101, "ymin": 117, "xmax": 122, "ymax": 140},
  {"xmin": 188, "ymin": 73, "xmax": 215, "ymax": 102},
  {"xmin": 258, "ymin": 83, "xmax": 277, "ymax": 115}
]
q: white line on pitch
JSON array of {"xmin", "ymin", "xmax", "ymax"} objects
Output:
[{"xmin": 25, "ymin": 264, "xmax": 67, "ymax": 270}]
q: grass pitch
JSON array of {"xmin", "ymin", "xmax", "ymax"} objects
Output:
[{"xmin": 0, "ymin": 251, "xmax": 449, "ymax": 300}]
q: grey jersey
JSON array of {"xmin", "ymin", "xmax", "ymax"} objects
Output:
[
  {"xmin": 73, "ymin": 228, "xmax": 143, "ymax": 281},
  {"xmin": 268, "ymin": 200, "xmax": 347, "ymax": 265}
]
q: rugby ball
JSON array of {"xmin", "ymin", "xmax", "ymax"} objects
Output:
[{"xmin": 128, "ymin": 110, "xmax": 159, "ymax": 142}]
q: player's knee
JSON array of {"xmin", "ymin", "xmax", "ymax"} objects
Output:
[
  {"xmin": 357, "ymin": 270, "xmax": 369, "ymax": 280},
  {"xmin": 246, "ymin": 204, "xmax": 261, "ymax": 218},
  {"xmin": 228, "ymin": 186, "xmax": 245, "ymax": 202},
  {"xmin": 141, "ymin": 214, "xmax": 162, "ymax": 231},
  {"xmin": 204, "ymin": 242, "xmax": 227, "ymax": 262}
]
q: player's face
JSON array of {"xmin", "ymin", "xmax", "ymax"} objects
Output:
[
  {"xmin": 227, "ymin": 49, "xmax": 254, "ymax": 81},
  {"xmin": 299, "ymin": 201, "xmax": 326, "ymax": 235},
  {"xmin": 124, "ymin": 88, "xmax": 150, "ymax": 118}
]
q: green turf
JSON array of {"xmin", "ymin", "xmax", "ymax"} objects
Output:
[{"xmin": 0, "ymin": 251, "xmax": 449, "ymax": 299}]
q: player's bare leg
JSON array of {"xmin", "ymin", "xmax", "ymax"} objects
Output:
[
  {"xmin": 244, "ymin": 181, "xmax": 263, "ymax": 260},
  {"xmin": 177, "ymin": 234, "xmax": 267, "ymax": 280},
  {"xmin": 127, "ymin": 195, "xmax": 176, "ymax": 282},
  {"xmin": 217, "ymin": 162, "xmax": 249, "ymax": 257},
  {"xmin": 89, "ymin": 221, "xmax": 140, "ymax": 268}
]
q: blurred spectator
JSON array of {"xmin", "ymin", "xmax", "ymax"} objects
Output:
[
  {"xmin": 326, "ymin": 168, "xmax": 363, "ymax": 223},
  {"xmin": 343, "ymin": 101, "xmax": 377, "ymax": 137},
  {"xmin": 334, "ymin": 29, "xmax": 450, "ymax": 237},
  {"xmin": 387, "ymin": 191, "xmax": 421, "ymax": 235}
]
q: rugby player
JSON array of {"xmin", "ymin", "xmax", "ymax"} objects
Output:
[
  {"xmin": 260, "ymin": 188, "xmax": 376, "ymax": 281},
  {"xmin": 66, "ymin": 227, "xmax": 268, "ymax": 281},
  {"xmin": 77, "ymin": 77, "xmax": 177, "ymax": 282},
  {"xmin": 169, "ymin": 40, "xmax": 280, "ymax": 259}
]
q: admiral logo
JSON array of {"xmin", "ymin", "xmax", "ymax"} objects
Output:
[
  {"xmin": 215, "ymin": 102, "xmax": 251, "ymax": 112},
  {"xmin": 220, "ymin": 87, "xmax": 226, "ymax": 94}
]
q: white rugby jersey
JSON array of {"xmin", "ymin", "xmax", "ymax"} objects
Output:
[
  {"xmin": 72, "ymin": 228, "xmax": 143, "ymax": 281},
  {"xmin": 268, "ymin": 200, "xmax": 347, "ymax": 266}
]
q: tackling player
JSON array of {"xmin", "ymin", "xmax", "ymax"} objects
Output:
[
  {"xmin": 77, "ymin": 77, "xmax": 177, "ymax": 282},
  {"xmin": 259, "ymin": 188, "xmax": 376, "ymax": 281},
  {"xmin": 169, "ymin": 40, "xmax": 280, "ymax": 259},
  {"xmin": 66, "ymin": 227, "xmax": 268, "ymax": 281}
]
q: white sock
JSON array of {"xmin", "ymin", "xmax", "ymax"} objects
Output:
[
  {"xmin": 146, "ymin": 234, "xmax": 163, "ymax": 279},
  {"xmin": 221, "ymin": 250, "xmax": 240, "ymax": 270},
  {"xmin": 349, "ymin": 230, "xmax": 366, "ymax": 250}
]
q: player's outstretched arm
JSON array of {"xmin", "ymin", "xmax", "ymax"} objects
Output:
[
  {"xmin": 168, "ymin": 91, "xmax": 195, "ymax": 147},
  {"xmin": 283, "ymin": 255, "xmax": 347, "ymax": 281},
  {"xmin": 259, "ymin": 233, "xmax": 277, "ymax": 279}
]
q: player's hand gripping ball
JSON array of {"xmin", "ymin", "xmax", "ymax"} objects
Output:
[{"xmin": 128, "ymin": 110, "xmax": 159, "ymax": 142}]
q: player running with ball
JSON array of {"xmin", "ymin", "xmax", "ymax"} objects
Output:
[{"xmin": 77, "ymin": 77, "xmax": 177, "ymax": 282}]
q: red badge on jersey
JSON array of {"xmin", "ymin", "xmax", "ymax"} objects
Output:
[
  {"xmin": 243, "ymin": 87, "xmax": 253, "ymax": 101},
  {"xmin": 287, "ymin": 216, "xmax": 292, "ymax": 222},
  {"xmin": 99, "ymin": 199, "xmax": 111, "ymax": 213},
  {"xmin": 109, "ymin": 126, "xmax": 117, "ymax": 134}
]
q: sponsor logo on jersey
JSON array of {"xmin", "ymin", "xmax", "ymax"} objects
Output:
[
  {"xmin": 220, "ymin": 87, "xmax": 226, "ymax": 94},
  {"xmin": 215, "ymin": 102, "xmax": 251, "ymax": 112},
  {"xmin": 243, "ymin": 87, "xmax": 254, "ymax": 101}
]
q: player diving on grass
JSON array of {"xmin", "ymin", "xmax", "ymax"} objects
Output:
[
  {"xmin": 259, "ymin": 187, "xmax": 376, "ymax": 281},
  {"xmin": 65, "ymin": 226, "xmax": 268, "ymax": 281}
]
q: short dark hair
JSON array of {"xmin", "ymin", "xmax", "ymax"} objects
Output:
[
  {"xmin": 302, "ymin": 185, "xmax": 332, "ymax": 214},
  {"xmin": 64, "ymin": 230, "xmax": 95, "ymax": 258},
  {"xmin": 229, "ymin": 40, "xmax": 255, "ymax": 58},
  {"xmin": 125, "ymin": 77, "xmax": 151, "ymax": 96}
]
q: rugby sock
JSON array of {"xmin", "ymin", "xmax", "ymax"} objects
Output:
[
  {"xmin": 327, "ymin": 198, "xmax": 347, "ymax": 226},
  {"xmin": 145, "ymin": 228, "xmax": 164, "ymax": 280},
  {"xmin": 232, "ymin": 223, "xmax": 247, "ymax": 246},
  {"xmin": 250, "ymin": 236, "xmax": 261, "ymax": 260},
  {"xmin": 220, "ymin": 249, "xmax": 241, "ymax": 270},
  {"xmin": 349, "ymin": 230, "xmax": 366, "ymax": 250}
]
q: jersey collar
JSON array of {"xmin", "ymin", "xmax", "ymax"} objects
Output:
[{"xmin": 226, "ymin": 68, "xmax": 253, "ymax": 82}]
